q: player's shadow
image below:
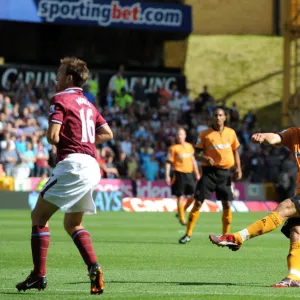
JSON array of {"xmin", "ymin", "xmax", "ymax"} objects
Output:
[
  {"xmin": 178, "ymin": 282, "xmax": 264, "ymax": 287},
  {"xmin": 67, "ymin": 280, "xmax": 266, "ymax": 287},
  {"xmin": 0, "ymin": 292, "xmax": 35, "ymax": 296},
  {"xmin": 94, "ymin": 240, "xmax": 178, "ymax": 245}
]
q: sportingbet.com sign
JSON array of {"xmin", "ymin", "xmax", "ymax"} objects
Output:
[{"xmin": 0, "ymin": 0, "xmax": 192, "ymax": 33}]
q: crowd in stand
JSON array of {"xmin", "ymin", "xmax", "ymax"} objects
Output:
[{"xmin": 0, "ymin": 68, "xmax": 296, "ymax": 197}]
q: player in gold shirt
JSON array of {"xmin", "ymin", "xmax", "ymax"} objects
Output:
[
  {"xmin": 166, "ymin": 127, "xmax": 200, "ymax": 225},
  {"xmin": 209, "ymin": 128, "xmax": 300, "ymax": 287},
  {"xmin": 179, "ymin": 108, "xmax": 242, "ymax": 243}
]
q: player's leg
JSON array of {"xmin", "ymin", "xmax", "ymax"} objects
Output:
[
  {"xmin": 177, "ymin": 196, "xmax": 187, "ymax": 225},
  {"xmin": 183, "ymin": 173, "xmax": 196, "ymax": 212},
  {"xmin": 64, "ymin": 212, "xmax": 99, "ymax": 270},
  {"xmin": 172, "ymin": 172, "xmax": 186, "ymax": 225},
  {"xmin": 64, "ymin": 212, "xmax": 104, "ymax": 294},
  {"xmin": 16, "ymin": 194, "xmax": 59, "ymax": 292},
  {"xmin": 273, "ymin": 220, "xmax": 300, "ymax": 287},
  {"xmin": 221, "ymin": 200, "xmax": 232, "ymax": 234},
  {"xmin": 209, "ymin": 196, "xmax": 300, "ymax": 251},
  {"xmin": 216, "ymin": 174, "xmax": 233, "ymax": 234},
  {"xmin": 184, "ymin": 196, "xmax": 194, "ymax": 212},
  {"xmin": 179, "ymin": 169, "xmax": 214, "ymax": 244},
  {"xmin": 64, "ymin": 187, "xmax": 104, "ymax": 295}
]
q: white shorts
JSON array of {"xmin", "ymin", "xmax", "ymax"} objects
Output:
[{"xmin": 41, "ymin": 153, "xmax": 100, "ymax": 215}]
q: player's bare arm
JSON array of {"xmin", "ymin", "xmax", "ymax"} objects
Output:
[
  {"xmin": 194, "ymin": 148, "xmax": 214, "ymax": 166},
  {"xmin": 165, "ymin": 161, "xmax": 171, "ymax": 185},
  {"xmin": 192, "ymin": 156, "xmax": 200, "ymax": 181},
  {"xmin": 47, "ymin": 123, "xmax": 61, "ymax": 145},
  {"xmin": 95, "ymin": 125, "xmax": 113, "ymax": 144},
  {"xmin": 251, "ymin": 133, "xmax": 282, "ymax": 145},
  {"xmin": 233, "ymin": 149, "xmax": 242, "ymax": 180}
]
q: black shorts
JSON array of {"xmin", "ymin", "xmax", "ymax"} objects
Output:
[
  {"xmin": 281, "ymin": 194, "xmax": 300, "ymax": 239},
  {"xmin": 194, "ymin": 166, "xmax": 233, "ymax": 202},
  {"xmin": 171, "ymin": 171, "xmax": 196, "ymax": 197}
]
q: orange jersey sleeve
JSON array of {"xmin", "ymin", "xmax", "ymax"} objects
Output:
[
  {"xmin": 278, "ymin": 128, "xmax": 294, "ymax": 151},
  {"xmin": 231, "ymin": 130, "xmax": 240, "ymax": 150},
  {"xmin": 277, "ymin": 127, "xmax": 300, "ymax": 196},
  {"xmin": 167, "ymin": 146, "xmax": 175, "ymax": 164}
]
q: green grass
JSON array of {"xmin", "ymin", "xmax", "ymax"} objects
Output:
[
  {"xmin": 0, "ymin": 210, "xmax": 298, "ymax": 299},
  {"xmin": 185, "ymin": 35, "xmax": 284, "ymax": 124}
]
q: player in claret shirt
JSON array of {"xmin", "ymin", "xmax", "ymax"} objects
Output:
[{"xmin": 16, "ymin": 57, "xmax": 113, "ymax": 295}]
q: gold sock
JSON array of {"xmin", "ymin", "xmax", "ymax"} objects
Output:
[
  {"xmin": 177, "ymin": 199, "xmax": 185, "ymax": 223},
  {"xmin": 287, "ymin": 242, "xmax": 300, "ymax": 281},
  {"xmin": 184, "ymin": 197, "xmax": 194, "ymax": 211},
  {"xmin": 222, "ymin": 208, "xmax": 232, "ymax": 234},
  {"xmin": 186, "ymin": 202, "xmax": 202, "ymax": 237},
  {"xmin": 233, "ymin": 211, "xmax": 283, "ymax": 244}
]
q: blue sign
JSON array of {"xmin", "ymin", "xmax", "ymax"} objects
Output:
[
  {"xmin": 0, "ymin": 0, "xmax": 192, "ymax": 33},
  {"xmin": 28, "ymin": 190, "xmax": 122, "ymax": 211},
  {"xmin": 94, "ymin": 191, "xmax": 122, "ymax": 212}
]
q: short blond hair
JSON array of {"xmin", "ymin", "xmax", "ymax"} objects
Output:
[
  {"xmin": 177, "ymin": 127, "xmax": 186, "ymax": 134},
  {"xmin": 60, "ymin": 57, "xmax": 89, "ymax": 87}
]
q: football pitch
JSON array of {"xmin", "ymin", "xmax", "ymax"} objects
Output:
[{"xmin": 0, "ymin": 210, "xmax": 298, "ymax": 300}]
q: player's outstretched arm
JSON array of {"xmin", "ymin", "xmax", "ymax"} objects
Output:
[
  {"xmin": 96, "ymin": 125, "xmax": 113, "ymax": 144},
  {"xmin": 251, "ymin": 133, "xmax": 282, "ymax": 145}
]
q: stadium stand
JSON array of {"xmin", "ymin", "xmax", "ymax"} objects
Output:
[{"xmin": 0, "ymin": 74, "xmax": 295, "ymax": 198}]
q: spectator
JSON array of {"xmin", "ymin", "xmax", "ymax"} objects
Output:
[
  {"xmin": 276, "ymin": 153, "xmax": 297, "ymax": 201},
  {"xmin": 120, "ymin": 134, "xmax": 132, "ymax": 156},
  {"xmin": 134, "ymin": 124, "xmax": 148, "ymax": 140},
  {"xmin": 0, "ymin": 112, "xmax": 7, "ymax": 138},
  {"xmin": 243, "ymin": 109, "xmax": 257, "ymax": 130},
  {"xmin": 0, "ymin": 163, "xmax": 6, "ymax": 177},
  {"xmin": 87, "ymin": 73, "xmax": 99, "ymax": 98},
  {"xmin": 0, "ymin": 93, "xmax": 4, "ymax": 110},
  {"xmin": 229, "ymin": 102, "xmax": 240, "ymax": 128},
  {"xmin": 108, "ymin": 65, "xmax": 125, "ymax": 95},
  {"xmin": 237, "ymin": 124, "xmax": 251, "ymax": 147},
  {"xmin": 248, "ymin": 148, "xmax": 265, "ymax": 183},
  {"xmin": 96, "ymin": 148, "xmax": 119, "ymax": 179},
  {"xmin": 1, "ymin": 142, "xmax": 18, "ymax": 176},
  {"xmin": 105, "ymin": 153, "xmax": 119, "ymax": 179},
  {"xmin": 142, "ymin": 154, "xmax": 159, "ymax": 181},
  {"xmin": 133, "ymin": 77, "xmax": 147, "ymax": 106},
  {"xmin": 16, "ymin": 134, "xmax": 27, "ymax": 154},
  {"xmin": 265, "ymin": 148, "xmax": 281, "ymax": 183},
  {"xmin": 1, "ymin": 132, "xmax": 16, "ymax": 151},
  {"xmin": 115, "ymin": 152, "xmax": 128, "ymax": 179},
  {"xmin": 83, "ymin": 84, "xmax": 96, "ymax": 105},
  {"xmin": 22, "ymin": 141, "xmax": 36, "ymax": 177},
  {"xmin": 96, "ymin": 149, "xmax": 107, "ymax": 178},
  {"xmin": 106, "ymin": 90, "xmax": 114, "ymax": 112},
  {"xmin": 195, "ymin": 85, "xmax": 215, "ymax": 114},
  {"xmin": 147, "ymin": 84, "xmax": 159, "ymax": 109},
  {"xmin": 35, "ymin": 140, "xmax": 49, "ymax": 177},
  {"xmin": 114, "ymin": 88, "xmax": 133, "ymax": 110},
  {"xmin": 127, "ymin": 154, "xmax": 138, "ymax": 179},
  {"xmin": 181, "ymin": 89, "xmax": 193, "ymax": 112}
]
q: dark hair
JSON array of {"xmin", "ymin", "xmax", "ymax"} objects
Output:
[{"xmin": 213, "ymin": 107, "xmax": 226, "ymax": 115}]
